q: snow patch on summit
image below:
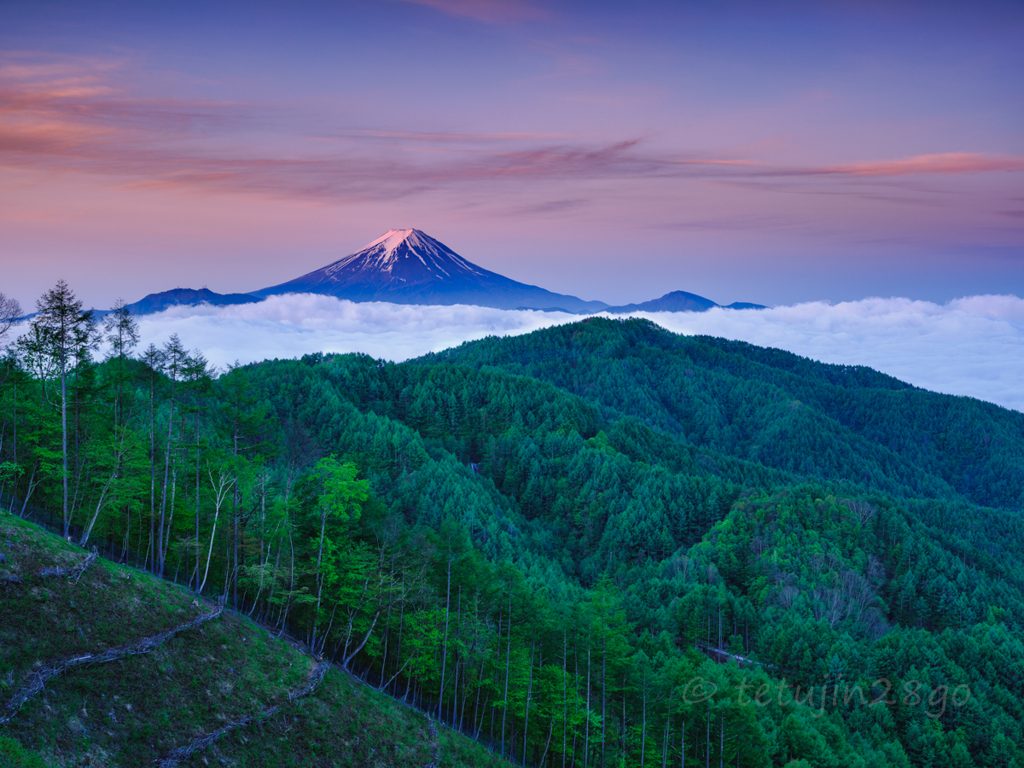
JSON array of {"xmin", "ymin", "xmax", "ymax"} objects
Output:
[
  {"xmin": 365, "ymin": 229, "xmax": 415, "ymax": 251},
  {"xmin": 363, "ymin": 229, "xmax": 427, "ymax": 266},
  {"xmin": 361, "ymin": 230, "xmax": 479, "ymax": 277}
]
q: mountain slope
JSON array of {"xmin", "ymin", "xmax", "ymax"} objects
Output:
[
  {"xmin": 237, "ymin": 342, "xmax": 1024, "ymax": 765},
  {"xmin": 90, "ymin": 288, "xmax": 261, "ymax": 317},
  {"xmin": 604, "ymin": 290, "xmax": 767, "ymax": 313},
  {"xmin": 127, "ymin": 287, "xmax": 260, "ymax": 315},
  {"xmin": 254, "ymin": 228, "xmax": 608, "ymax": 312},
  {"xmin": 416, "ymin": 316, "xmax": 1024, "ymax": 510},
  {"xmin": 0, "ymin": 510, "xmax": 511, "ymax": 768}
]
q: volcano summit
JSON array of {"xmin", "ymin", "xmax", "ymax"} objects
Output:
[{"xmin": 254, "ymin": 229, "xmax": 608, "ymax": 313}]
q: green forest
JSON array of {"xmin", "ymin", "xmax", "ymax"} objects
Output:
[{"xmin": 1, "ymin": 281, "xmax": 1023, "ymax": 767}]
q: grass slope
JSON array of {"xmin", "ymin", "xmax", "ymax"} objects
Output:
[{"xmin": 0, "ymin": 510, "xmax": 511, "ymax": 768}]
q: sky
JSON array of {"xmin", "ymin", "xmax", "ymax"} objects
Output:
[{"xmin": 1, "ymin": 0, "xmax": 1022, "ymax": 310}]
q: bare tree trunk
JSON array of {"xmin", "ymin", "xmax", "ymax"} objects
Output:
[
  {"xmin": 502, "ymin": 582, "xmax": 512, "ymax": 758},
  {"xmin": 563, "ymin": 626, "xmax": 568, "ymax": 768},
  {"xmin": 198, "ymin": 469, "xmax": 232, "ymax": 595},
  {"xmin": 262, "ymin": 535, "xmax": 283, "ymax": 623},
  {"xmin": 60, "ymin": 364, "xmax": 69, "ymax": 535},
  {"xmin": 438, "ymin": 546, "xmax": 453, "ymax": 719},
  {"xmin": 681, "ymin": 717, "xmax": 686, "ymax": 768},
  {"xmin": 539, "ymin": 715, "xmax": 555, "ymax": 768},
  {"xmin": 278, "ymin": 523, "xmax": 296, "ymax": 633},
  {"xmin": 663, "ymin": 686, "xmax": 673, "ymax": 768},
  {"xmin": 149, "ymin": 371, "xmax": 156, "ymax": 573},
  {"xmin": 523, "ymin": 642, "xmax": 535, "ymax": 767},
  {"xmin": 231, "ymin": 429, "xmax": 239, "ymax": 608},
  {"xmin": 19, "ymin": 462, "xmax": 38, "ymax": 518},
  {"xmin": 193, "ymin": 408, "xmax": 201, "ymax": 589},
  {"xmin": 601, "ymin": 614, "xmax": 607, "ymax": 768},
  {"xmin": 454, "ymin": 586, "xmax": 462, "ymax": 728},
  {"xmin": 491, "ymin": 589, "xmax": 502, "ymax": 746},
  {"xmin": 11, "ymin": 382, "xmax": 16, "ymax": 499},
  {"xmin": 393, "ymin": 600, "xmax": 407, "ymax": 692},
  {"xmin": 718, "ymin": 713, "xmax": 724, "ymax": 768},
  {"xmin": 197, "ymin": 506, "xmax": 220, "ymax": 595},
  {"xmin": 158, "ymin": 391, "xmax": 176, "ymax": 577},
  {"xmin": 310, "ymin": 504, "xmax": 328, "ymax": 648},
  {"xmin": 705, "ymin": 702, "xmax": 710, "ymax": 768},
  {"xmin": 584, "ymin": 641, "xmax": 591, "ymax": 768},
  {"xmin": 79, "ymin": 472, "xmax": 116, "ymax": 547},
  {"xmin": 122, "ymin": 503, "xmax": 130, "ymax": 562},
  {"xmin": 638, "ymin": 671, "xmax": 647, "ymax": 768},
  {"xmin": 473, "ymin": 648, "xmax": 487, "ymax": 740},
  {"xmin": 163, "ymin": 466, "xmax": 178, "ymax": 571},
  {"xmin": 342, "ymin": 609, "xmax": 382, "ymax": 669}
]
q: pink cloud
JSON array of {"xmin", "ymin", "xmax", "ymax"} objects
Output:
[
  {"xmin": 819, "ymin": 152, "xmax": 1024, "ymax": 177},
  {"xmin": 3, "ymin": 54, "xmax": 1023, "ymax": 210},
  {"xmin": 337, "ymin": 129, "xmax": 581, "ymax": 143}
]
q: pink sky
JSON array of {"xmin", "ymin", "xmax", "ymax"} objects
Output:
[{"xmin": 1, "ymin": 0, "xmax": 1022, "ymax": 309}]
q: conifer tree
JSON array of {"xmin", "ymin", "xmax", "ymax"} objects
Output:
[
  {"xmin": 102, "ymin": 298, "xmax": 140, "ymax": 432},
  {"xmin": 19, "ymin": 280, "xmax": 96, "ymax": 534},
  {"xmin": 157, "ymin": 334, "xmax": 187, "ymax": 576}
]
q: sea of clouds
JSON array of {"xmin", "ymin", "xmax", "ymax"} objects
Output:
[{"xmin": 128, "ymin": 294, "xmax": 1024, "ymax": 412}]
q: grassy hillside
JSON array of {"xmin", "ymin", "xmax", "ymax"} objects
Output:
[{"xmin": 0, "ymin": 509, "xmax": 511, "ymax": 768}]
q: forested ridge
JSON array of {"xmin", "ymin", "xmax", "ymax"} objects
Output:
[{"xmin": 1, "ymin": 287, "xmax": 1022, "ymax": 767}]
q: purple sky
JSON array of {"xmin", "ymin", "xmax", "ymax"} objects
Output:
[{"xmin": 1, "ymin": 0, "xmax": 1022, "ymax": 309}]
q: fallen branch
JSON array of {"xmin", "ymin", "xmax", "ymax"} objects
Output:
[
  {"xmin": 0, "ymin": 597, "xmax": 225, "ymax": 725},
  {"xmin": 154, "ymin": 660, "xmax": 330, "ymax": 767},
  {"xmin": 38, "ymin": 552, "xmax": 98, "ymax": 583}
]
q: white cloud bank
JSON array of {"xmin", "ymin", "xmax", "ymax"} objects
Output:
[{"xmin": 131, "ymin": 293, "xmax": 1024, "ymax": 413}]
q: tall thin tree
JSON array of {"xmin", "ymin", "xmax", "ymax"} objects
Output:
[
  {"xmin": 102, "ymin": 298, "xmax": 140, "ymax": 432},
  {"xmin": 139, "ymin": 343, "xmax": 163, "ymax": 570},
  {"xmin": 158, "ymin": 334, "xmax": 187, "ymax": 576},
  {"xmin": 20, "ymin": 281, "xmax": 96, "ymax": 535}
]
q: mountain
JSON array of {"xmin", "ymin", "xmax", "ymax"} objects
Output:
[
  {"xmin": 123, "ymin": 287, "xmax": 259, "ymax": 315},
  {"xmin": 417, "ymin": 316, "xmax": 1024, "ymax": 508},
  {"xmin": 87, "ymin": 288, "xmax": 260, "ymax": 318},
  {"xmin": 253, "ymin": 229, "xmax": 608, "ymax": 313},
  {"xmin": 723, "ymin": 301, "xmax": 767, "ymax": 310},
  {"xmin": 97, "ymin": 232, "xmax": 763, "ymax": 317},
  {"xmin": 604, "ymin": 289, "xmax": 766, "ymax": 313}
]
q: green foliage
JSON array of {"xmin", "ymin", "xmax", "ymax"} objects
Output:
[
  {"xmin": 314, "ymin": 455, "xmax": 368, "ymax": 527},
  {"xmin": 0, "ymin": 735, "xmax": 47, "ymax": 768},
  {"xmin": 2, "ymin": 307, "xmax": 1024, "ymax": 767},
  {"xmin": 0, "ymin": 512, "xmax": 507, "ymax": 767}
]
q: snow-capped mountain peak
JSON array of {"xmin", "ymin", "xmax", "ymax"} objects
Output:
[
  {"xmin": 364, "ymin": 228, "xmax": 417, "ymax": 252},
  {"xmin": 254, "ymin": 228, "xmax": 609, "ymax": 312},
  {"xmin": 324, "ymin": 228, "xmax": 484, "ymax": 280}
]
